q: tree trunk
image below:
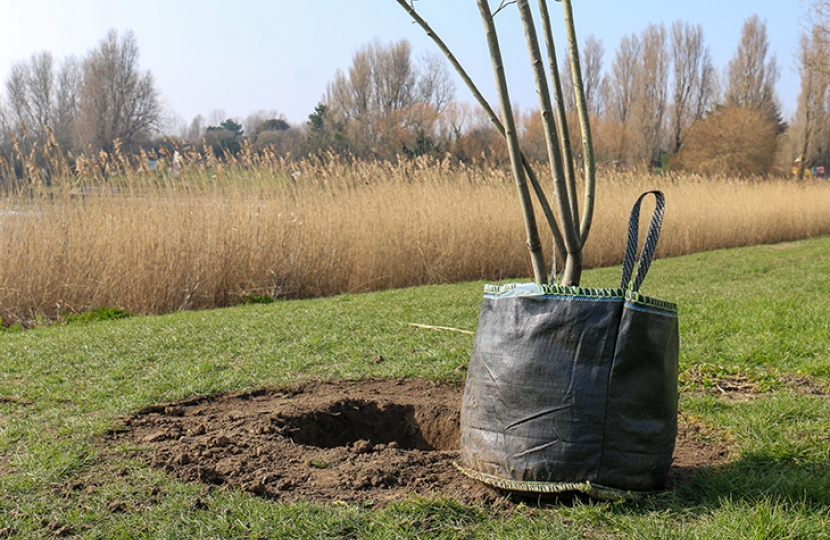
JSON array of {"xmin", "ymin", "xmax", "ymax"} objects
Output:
[
  {"xmin": 396, "ymin": 0, "xmax": 596, "ymax": 286},
  {"xmin": 393, "ymin": 0, "xmax": 567, "ymax": 262},
  {"xmin": 477, "ymin": 0, "xmax": 548, "ymax": 285},
  {"xmin": 561, "ymin": 0, "xmax": 597, "ymax": 250}
]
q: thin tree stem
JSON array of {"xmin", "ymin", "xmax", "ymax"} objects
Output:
[
  {"xmin": 561, "ymin": 0, "xmax": 596, "ymax": 247},
  {"xmin": 516, "ymin": 0, "xmax": 580, "ymax": 266},
  {"xmin": 477, "ymin": 0, "xmax": 548, "ymax": 284},
  {"xmin": 393, "ymin": 0, "xmax": 566, "ymax": 259},
  {"xmin": 537, "ymin": 0, "xmax": 580, "ymax": 239}
]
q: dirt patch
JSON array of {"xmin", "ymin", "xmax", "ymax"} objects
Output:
[
  {"xmin": 112, "ymin": 378, "xmax": 730, "ymax": 505},
  {"xmin": 683, "ymin": 369, "xmax": 830, "ymax": 400},
  {"xmin": 671, "ymin": 412, "xmax": 733, "ymax": 484},
  {"xmin": 785, "ymin": 376, "xmax": 830, "ymax": 396}
]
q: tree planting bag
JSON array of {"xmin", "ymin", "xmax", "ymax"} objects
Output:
[{"xmin": 457, "ymin": 191, "xmax": 678, "ymax": 498}]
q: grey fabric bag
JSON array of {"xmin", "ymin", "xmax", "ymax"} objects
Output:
[{"xmin": 458, "ymin": 191, "xmax": 678, "ymax": 498}]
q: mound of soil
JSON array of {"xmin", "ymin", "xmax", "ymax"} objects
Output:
[{"xmin": 113, "ymin": 378, "xmax": 729, "ymax": 506}]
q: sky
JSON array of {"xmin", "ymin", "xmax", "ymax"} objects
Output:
[{"xmin": 0, "ymin": 1, "xmax": 807, "ymax": 131}]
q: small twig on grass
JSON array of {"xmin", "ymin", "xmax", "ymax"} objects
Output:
[{"xmin": 408, "ymin": 323, "xmax": 475, "ymax": 335}]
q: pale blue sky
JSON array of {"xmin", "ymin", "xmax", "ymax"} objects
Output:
[{"xmin": 0, "ymin": 1, "xmax": 805, "ymax": 129}]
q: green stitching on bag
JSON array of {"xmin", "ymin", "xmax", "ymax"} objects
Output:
[
  {"xmin": 484, "ymin": 283, "xmax": 523, "ymax": 295},
  {"xmin": 483, "ymin": 283, "xmax": 677, "ymax": 313},
  {"xmin": 625, "ymin": 290, "xmax": 678, "ymax": 313},
  {"xmin": 453, "ymin": 462, "xmax": 643, "ymax": 501},
  {"xmin": 484, "ymin": 282, "xmax": 624, "ymax": 298},
  {"xmin": 540, "ymin": 284, "xmax": 623, "ymax": 298}
]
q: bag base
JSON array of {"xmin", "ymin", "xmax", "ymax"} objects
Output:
[{"xmin": 453, "ymin": 462, "xmax": 651, "ymax": 501}]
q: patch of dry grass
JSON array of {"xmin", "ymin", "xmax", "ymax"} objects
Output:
[
  {"xmin": 588, "ymin": 173, "xmax": 830, "ymax": 267},
  {"xmin": 0, "ymin": 155, "xmax": 828, "ymax": 325}
]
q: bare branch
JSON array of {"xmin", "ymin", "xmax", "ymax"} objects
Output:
[
  {"xmin": 516, "ymin": 0, "xmax": 579, "ymax": 264},
  {"xmin": 393, "ymin": 0, "xmax": 566, "ymax": 259},
  {"xmin": 394, "ymin": 0, "xmax": 597, "ymax": 285},
  {"xmin": 493, "ymin": 1, "xmax": 517, "ymax": 17},
  {"xmin": 559, "ymin": 0, "xmax": 596, "ymax": 250},
  {"xmin": 537, "ymin": 0, "xmax": 580, "ymax": 249},
  {"xmin": 477, "ymin": 0, "xmax": 548, "ymax": 284}
]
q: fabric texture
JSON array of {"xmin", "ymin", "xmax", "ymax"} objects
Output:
[{"xmin": 459, "ymin": 191, "xmax": 679, "ymax": 495}]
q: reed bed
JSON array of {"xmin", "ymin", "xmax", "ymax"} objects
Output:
[{"xmin": 0, "ymin": 155, "xmax": 828, "ymax": 325}]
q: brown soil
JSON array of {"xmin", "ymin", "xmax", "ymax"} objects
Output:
[{"xmin": 112, "ymin": 378, "xmax": 731, "ymax": 506}]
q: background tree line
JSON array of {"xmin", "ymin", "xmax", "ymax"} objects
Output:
[
  {"xmin": 0, "ymin": 30, "xmax": 160, "ymax": 172},
  {"xmin": 791, "ymin": 0, "xmax": 830, "ymax": 178},
  {"xmin": 2, "ymin": 7, "xmax": 830, "ymax": 181}
]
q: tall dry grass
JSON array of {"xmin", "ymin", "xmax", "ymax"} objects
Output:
[{"xmin": 0, "ymin": 153, "xmax": 828, "ymax": 325}]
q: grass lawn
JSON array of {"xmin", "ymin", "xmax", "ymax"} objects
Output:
[{"xmin": 1, "ymin": 236, "xmax": 830, "ymax": 538}]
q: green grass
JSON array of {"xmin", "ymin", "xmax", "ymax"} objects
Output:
[{"xmin": 1, "ymin": 236, "xmax": 830, "ymax": 538}]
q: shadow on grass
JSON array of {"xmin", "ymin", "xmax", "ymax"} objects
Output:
[
  {"xmin": 499, "ymin": 455, "xmax": 830, "ymax": 512},
  {"xmin": 651, "ymin": 453, "xmax": 830, "ymax": 511}
]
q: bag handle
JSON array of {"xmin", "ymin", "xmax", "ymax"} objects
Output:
[{"xmin": 620, "ymin": 190, "xmax": 666, "ymax": 292}]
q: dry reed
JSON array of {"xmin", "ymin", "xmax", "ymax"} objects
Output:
[{"xmin": 0, "ymin": 154, "xmax": 828, "ymax": 325}]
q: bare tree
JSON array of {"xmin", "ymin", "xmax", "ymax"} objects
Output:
[
  {"xmin": 325, "ymin": 38, "xmax": 456, "ymax": 159},
  {"xmin": 326, "ymin": 41, "xmax": 399, "ymax": 156},
  {"xmin": 8, "ymin": 53, "xmax": 52, "ymax": 143},
  {"xmin": 603, "ymin": 34, "xmax": 639, "ymax": 162},
  {"xmin": 6, "ymin": 63, "xmax": 34, "ymax": 131},
  {"xmin": 324, "ymin": 41, "xmax": 414, "ymax": 157},
  {"xmin": 803, "ymin": 0, "xmax": 830, "ymax": 73},
  {"xmin": 603, "ymin": 24, "xmax": 670, "ymax": 166},
  {"xmin": 724, "ymin": 15, "xmax": 782, "ymax": 130},
  {"xmin": 396, "ymin": 0, "xmax": 596, "ymax": 286},
  {"xmin": 636, "ymin": 23, "xmax": 669, "ymax": 165},
  {"xmin": 417, "ymin": 51, "xmax": 456, "ymax": 114},
  {"xmin": 374, "ymin": 40, "xmax": 417, "ymax": 115},
  {"xmin": 794, "ymin": 24, "xmax": 830, "ymax": 177},
  {"xmin": 4, "ymin": 52, "xmax": 79, "ymax": 151},
  {"xmin": 18, "ymin": 52, "xmax": 55, "ymax": 145},
  {"xmin": 669, "ymin": 21, "xmax": 716, "ymax": 153},
  {"xmin": 54, "ymin": 57, "xmax": 80, "ymax": 147},
  {"xmin": 75, "ymin": 29, "xmax": 161, "ymax": 152},
  {"xmin": 799, "ymin": 0, "xmax": 830, "ymax": 173},
  {"xmin": 581, "ymin": 35, "xmax": 605, "ymax": 118},
  {"xmin": 560, "ymin": 34, "xmax": 604, "ymax": 116},
  {"xmin": 605, "ymin": 34, "xmax": 639, "ymax": 126},
  {"xmin": 559, "ymin": 33, "xmax": 604, "ymax": 167}
]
